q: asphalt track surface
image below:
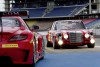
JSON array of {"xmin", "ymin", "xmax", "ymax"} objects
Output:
[{"xmin": 35, "ymin": 38, "xmax": 100, "ymax": 67}]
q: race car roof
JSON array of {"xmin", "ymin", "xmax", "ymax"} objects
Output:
[
  {"xmin": 0, "ymin": 11, "xmax": 29, "ymax": 17},
  {"xmin": 55, "ymin": 20, "xmax": 82, "ymax": 22}
]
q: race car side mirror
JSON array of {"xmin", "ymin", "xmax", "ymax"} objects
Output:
[
  {"xmin": 33, "ymin": 25, "xmax": 39, "ymax": 29},
  {"xmin": 90, "ymin": 32, "xmax": 93, "ymax": 35},
  {"xmin": 30, "ymin": 25, "xmax": 39, "ymax": 31}
]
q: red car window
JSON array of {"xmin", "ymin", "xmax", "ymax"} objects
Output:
[
  {"xmin": 55, "ymin": 21, "xmax": 85, "ymax": 30},
  {"xmin": 1, "ymin": 18, "xmax": 21, "ymax": 27},
  {"xmin": 2, "ymin": 19, "xmax": 20, "ymax": 27}
]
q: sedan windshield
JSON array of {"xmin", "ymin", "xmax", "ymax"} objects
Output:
[
  {"xmin": 0, "ymin": 18, "xmax": 20, "ymax": 27},
  {"xmin": 55, "ymin": 21, "xmax": 85, "ymax": 30}
]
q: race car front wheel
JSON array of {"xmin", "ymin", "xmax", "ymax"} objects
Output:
[
  {"xmin": 87, "ymin": 44, "xmax": 95, "ymax": 48},
  {"xmin": 53, "ymin": 39, "xmax": 60, "ymax": 49},
  {"xmin": 47, "ymin": 41, "xmax": 53, "ymax": 47}
]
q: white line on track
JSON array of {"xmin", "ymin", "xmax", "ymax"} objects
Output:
[{"xmin": 95, "ymin": 46, "xmax": 100, "ymax": 48}]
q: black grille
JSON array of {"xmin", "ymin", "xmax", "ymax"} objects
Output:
[{"xmin": 69, "ymin": 32, "xmax": 82, "ymax": 43}]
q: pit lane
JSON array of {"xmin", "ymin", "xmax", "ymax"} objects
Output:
[{"xmin": 35, "ymin": 37, "xmax": 100, "ymax": 67}]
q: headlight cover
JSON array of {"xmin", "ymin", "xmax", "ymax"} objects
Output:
[
  {"xmin": 90, "ymin": 38, "xmax": 95, "ymax": 44},
  {"xmin": 64, "ymin": 34, "xmax": 68, "ymax": 39},
  {"xmin": 58, "ymin": 40, "xmax": 63, "ymax": 45},
  {"xmin": 85, "ymin": 33, "xmax": 90, "ymax": 38}
]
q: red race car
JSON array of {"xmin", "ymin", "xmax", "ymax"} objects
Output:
[
  {"xmin": 0, "ymin": 11, "xmax": 45, "ymax": 66},
  {"xmin": 46, "ymin": 20, "xmax": 95, "ymax": 49}
]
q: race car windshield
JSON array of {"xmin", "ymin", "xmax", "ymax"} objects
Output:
[
  {"xmin": 0, "ymin": 18, "xmax": 20, "ymax": 27},
  {"xmin": 55, "ymin": 21, "xmax": 85, "ymax": 30}
]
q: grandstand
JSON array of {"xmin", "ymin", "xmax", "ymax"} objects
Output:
[
  {"xmin": 11, "ymin": 4, "xmax": 88, "ymax": 18},
  {"xmin": 83, "ymin": 18, "xmax": 100, "ymax": 28},
  {"xmin": 44, "ymin": 5, "xmax": 88, "ymax": 17},
  {"xmin": 4, "ymin": 0, "xmax": 100, "ymax": 35},
  {"xmin": 5, "ymin": 0, "xmax": 97, "ymax": 18}
]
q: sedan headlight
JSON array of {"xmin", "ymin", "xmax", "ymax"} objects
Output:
[
  {"xmin": 85, "ymin": 33, "xmax": 90, "ymax": 38},
  {"xmin": 64, "ymin": 34, "xmax": 68, "ymax": 39}
]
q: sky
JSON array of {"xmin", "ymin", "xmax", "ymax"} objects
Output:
[{"xmin": 0, "ymin": 0, "xmax": 5, "ymax": 11}]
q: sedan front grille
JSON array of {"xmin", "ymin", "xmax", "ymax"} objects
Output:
[{"xmin": 69, "ymin": 32, "xmax": 82, "ymax": 43}]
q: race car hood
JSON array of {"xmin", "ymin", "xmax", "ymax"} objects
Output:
[{"xmin": 60, "ymin": 29, "xmax": 89, "ymax": 33}]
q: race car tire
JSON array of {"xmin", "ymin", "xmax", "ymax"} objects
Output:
[
  {"xmin": 87, "ymin": 44, "xmax": 95, "ymax": 48},
  {"xmin": 47, "ymin": 41, "xmax": 53, "ymax": 47},
  {"xmin": 41, "ymin": 39, "xmax": 45, "ymax": 60},
  {"xmin": 33, "ymin": 37, "xmax": 37, "ymax": 66},
  {"xmin": 54, "ymin": 41, "xmax": 60, "ymax": 49},
  {"xmin": 0, "ymin": 56, "xmax": 13, "ymax": 65},
  {"xmin": 33, "ymin": 57, "xmax": 35, "ymax": 67},
  {"xmin": 40, "ymin": 56, "xmax": 44, "ymax": 60},
  {"xmin": 30, "ymin": 64, "xmax": 34, "ymax": 67},
  {"xmin": 39, "ymin": 39, "xmax": 45, "ymax": 60},
  {"xmin": 10, "ymin": 64, "xmax": 34, "ymax": 67}
]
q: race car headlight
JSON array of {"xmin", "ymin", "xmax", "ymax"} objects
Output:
[
  {"xmin": 90, "ymin": 39, "xmax": 95, "ymax": 44},
  {"xmin": 9, "ymin": 34, "xmax": 27, "ymax": 41},
  {"xmin": 58, "ymin": 40, "xmax": 63, "ymax": 45},
  {"xmin": 64, "ymin": 34, "xmax": 68, "ymax": 39},
  {"xmin": 85, "ymin": 33, "xmax": 90, "ymax": 38}
]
